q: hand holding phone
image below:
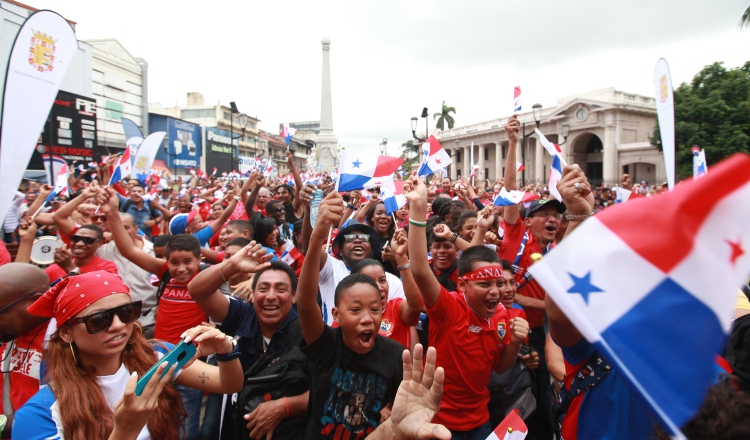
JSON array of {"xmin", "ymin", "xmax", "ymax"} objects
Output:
[{"xmin": 135, "ymin": 340, "xmax": 196, "ymax": 396}]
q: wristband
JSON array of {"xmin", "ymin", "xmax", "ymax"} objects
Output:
[
  {"xmin": 346, "ymin": 203, "xmax": 357, "ymax": 210},
  {"xmin": 219, "ymin": 261, "xmax": 230, "ymax": 282},
  {"xmin": 566, "ymin": 211, "xmax": 595, "ymax": 221},
  {"xmin": 283, "ymin": 396, "xmax": 291, "ymax": 417},
  {"xmin": 409, "ymin": 219, "xmax": 427, "ymax": 227},
  {"xmin": 450, "ymin": 232, "xmax": 459, "ymax": 243},
  {"xmin": 396, "ymin": 262, "xmax": 411, "ymax": 271},
  {"xmin": 214, "ymin": 343, "xmax": 240, "ymax": 362}
]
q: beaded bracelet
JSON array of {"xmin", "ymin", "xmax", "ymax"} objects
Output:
[{"xmin": 283, "ymin": 396, "xmax": 291, "ymax": 417}]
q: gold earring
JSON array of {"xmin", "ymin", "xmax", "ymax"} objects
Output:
[{"xmin": 69, "ymin": 342, "xmax": 77, "ymax": 365}]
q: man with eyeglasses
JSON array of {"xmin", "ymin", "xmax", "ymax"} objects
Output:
[
  {"xmin": 311, "ymin": 217, "xmax": 405, "ymax": 326},
  {"xmin": 0, "ymin": 263, "xmax": 50, "ymax": 439},
  {"xmin": 43, "ymin": 224, "xmax": 118, "ymax": 282}
]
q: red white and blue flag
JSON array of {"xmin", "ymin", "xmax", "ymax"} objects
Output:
[
  {"xmin": 536, "ymin": 128, "xmax": 567, "ymax": 167},
  {"xmin": 513, "ymin": 86, "xmax": 522, "ymax": 113},
  {"xmin": 493, "ymin": 187, "xmax": 526, "ymax": 207},
  {"xmin": 528, "ymin": 154, "xmax": 750, "ymax": 437},
  {"xmin": 417, "ymin": 135, "xmax": 453, "ymax": 176},
  {"xmin": 337, "ymin": 151, "xmax": 404, "ymax": 192},
  {"xmin": 108, "ymin": 149, "xmax": 132, "ymax": 185},
  {"xmin": 487, "ymin": 409, "xmax": 527, "ymax": 439},
  {"xmin": 281, "ymin": 122, "xmax": 297, "ymax": 146},
  {"xmin": 44, "ymin": 162, "xmax": 69, "ymax": 204},
  {"xmin": 380, "ymin": 178, "xmax": 406, "ymax": 215},
  {"xmin": 692, "ymin": 146, "xmax": 708, "ymax": 179},
  {"xmin": 548, "ymin": 155, "xmax": 563, "ymax": 201}
]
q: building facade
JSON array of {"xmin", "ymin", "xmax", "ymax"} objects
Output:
[
  {"xmin": 84, "ymin": 39, "xmax": 147, "ymax": 154},
  {"xmin": 435, "ymin": 88, "xmax": 662, "ymax": 187}
]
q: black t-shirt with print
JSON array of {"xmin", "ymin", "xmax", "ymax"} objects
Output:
[{"xmin": 302, "ymin": 326, "xmax": 404, "ymax": 439}]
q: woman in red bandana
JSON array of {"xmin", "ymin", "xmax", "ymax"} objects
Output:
[{"xmin": 13, "ymin": 270, "xmax": 244, "ymax": 440}]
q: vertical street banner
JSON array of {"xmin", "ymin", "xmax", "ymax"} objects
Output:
[
  {"xmin": 0, "ymin": 10, "xmax": 78, "ymax": 222},
  {"xmin": 653, "ymin": 58, "xmax": 675, "ymax": 190},
  {"xmin": 121, "ymin": 117, "xmax": 144, "ymax": 156},
  {"xmin": 132, "ymin": 131, "xmax": 166, "ymax": 175}
]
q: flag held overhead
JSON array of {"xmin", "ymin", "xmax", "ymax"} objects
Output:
[
  {"xmin": 337, "ymin": 151, "xmax": 405, "ymax": 192},
  {"xmin": 417, "ymin": 135, "xmax": 453, "ymax": 176},
  {"xmin": 528, "ymin": 154, "xmax": 750, "ymax": 437}
]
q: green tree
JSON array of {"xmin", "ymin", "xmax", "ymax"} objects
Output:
[
  {"xmin": 400, "ymin": 140, "xmax": 421, "ymax": 172},
  {"xmin": 433, "ymin": 101, "xmax": 456, "ymax": 130},
  {"xmin": 742, "ymin": 4, "xmax": 750, "ymax": 28},
  {"xmin": 650, "ymin": 61, "xmax": 750, "ymax": 180}
]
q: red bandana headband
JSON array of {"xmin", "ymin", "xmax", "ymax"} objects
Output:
[
  {"xmin": 460, "ymin": 265, "xmax": 507, "ymax": 281},
  {"xmin": 27, "ymin": 270, "xmax": 130, "ymax": 325}
]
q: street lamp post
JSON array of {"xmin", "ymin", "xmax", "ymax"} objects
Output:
[
  {"xmin": 161, "ymin": 134, "xmax": 176, "ymax": 177},
  {"xmin": 410, "ymin": 107, "xmax": 429, "ymax": 143},
  {"xmin": 521, "ymin": 103, "xmax": 543, "ymax": 185},
  {"xmin": 453, "ymin": 140, "xmax": 460, "ymax": 178},
  {"xmin": 229, "ymin": 102, "xmax": 240, "ymax": 172},
  {"xmin": 237, "ymin": 112, "xmax": 248, "ymax": 173}
]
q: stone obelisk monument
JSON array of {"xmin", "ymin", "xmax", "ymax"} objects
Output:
[{"xmin": 311, "ymin": 37, "xmax": 339, "ymax": 172}]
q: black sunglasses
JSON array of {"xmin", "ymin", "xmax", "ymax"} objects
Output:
[
  {"xmin": 70, "ymin": 234, "xmax": 99, "ymax": 245},
  {"xmin": 67, "ymin": 301, "xmax": 142, "ymax": 334}
]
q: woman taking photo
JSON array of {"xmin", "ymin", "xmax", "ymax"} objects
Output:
[{"xmin": 14, "ymin": 270, "xmax": 243, "ymax": 440}]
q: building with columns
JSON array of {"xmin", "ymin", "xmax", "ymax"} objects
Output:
[{"xmin": 435, "ymin": 88, "xmax": 663, "ymax": 187}]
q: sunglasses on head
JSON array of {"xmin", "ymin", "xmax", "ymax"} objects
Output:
[
  {"xmin": 70, "ymin": 234, "xmax": 98, "ymax": 245},
  {"xmin": 67, "ymin": 301, "xmax": 142, "ymax": 334}
]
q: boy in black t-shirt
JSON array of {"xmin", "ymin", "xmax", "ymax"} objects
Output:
[{"xmin": 297, "ymin": 191, "xmax": 404, "ymax": 439}]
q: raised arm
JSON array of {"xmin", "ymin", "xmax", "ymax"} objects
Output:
[
  {"xmin": 391, "ymin": 228, "xmax": 423, "ymax": 326},
  {"xmin": 470, "ymin": 206, "xmax": 495, "ymax": 248},
  {"xmin": 188, "ymin": 241, "xmax": 271, "ymax": 323},
  {"xmin": 53, "ymin": 186, "xmax": 99, "ymax": 234},
  {"xmin": 15, "ymin": 218, "xmax": 37, "ymax": 263},
  {"xmin": 502, "ymin": 115, "xmax": 521, "ymax": 226},
  {"xmin": 286, "ymin": 151, "xmax": 305, "ymax": 219},
  {"xmin": 99, "ymin": 187, "xmax": 164, "ymax": 275},
  {"xmin": 26, "ymin": 184, "xmax": 53, "ymax": 225},
  {"xmin": 432, "ymin": 223, "xmax": 471, "ymax": 252},
  {"xmin": 297, "ymin": 191, "xmax": 344, "ymax": 345},
  {"xmin": 406, "ymin": 177, "xmax": 441, "ymax": 308},
  {"xmin": 244, "ymin": 172, "xmax": 264, "ymax": 215},
  {"xmin": 207, "ymin": 189, "xmax": 239, "ymax": 234}
]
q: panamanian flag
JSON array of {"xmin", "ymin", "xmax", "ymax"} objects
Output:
[
  {"xmin": 548, "ymin": 155, "xmax": 563, "ymax": 201},
  {"xmin": 493, "ymin": 187, "xmax": 526, "ymax": 207},
  {"xmin": 417, "ymin": 135, "xmax": 453, "ymax": 176},
  {"xmin": 44, "ymin": 162, "xmax": 69, "ymax": 204},
  {"xmin": 337, "ymin": 151, "xmax": 404, "ymax": 192},
  {"xmin": 528, "ymin": 153, "xmax": 750, "ymax": 437},
  {"xmin": 380, "ymin": 178, "xmax": 406, "ymax": 214},
  {"xmin": 281, "ymin": 122, "xmax": 297, "ymax": 146},
  {"xmin": 108, "ymin": 149, "xmax": 132, "ymax": 185}
]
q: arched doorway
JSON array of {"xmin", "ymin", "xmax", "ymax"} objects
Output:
[{"xmin": 572, "ymin": 133, "xmax": 604, "ymax": 186}]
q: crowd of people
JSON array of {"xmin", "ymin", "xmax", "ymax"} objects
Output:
[{"xmin": 1, "ymin": 114, "xmax": 749, "ymax": 440}]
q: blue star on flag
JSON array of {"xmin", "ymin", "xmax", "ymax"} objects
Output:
[
  {"xmin": 566, "ymin": 271, "xmax": 604, "ymax": 304},
  {"xmin": 352, "ymin": 159, "xmax": 362, "ymax": 168}
]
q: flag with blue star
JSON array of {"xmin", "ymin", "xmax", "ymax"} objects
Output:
[
  {"xmin": 336, "ymin": 150, "xmax": 404, "ymax": 192},
  {"xmin": 528, "ymin": 154, "xmax": 750, "ymax": 438}
]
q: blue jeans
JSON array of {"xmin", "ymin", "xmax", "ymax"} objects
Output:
[
  {"xmin": 450, "ymin": 420, "xmax": 492, "ymax": 440},
  {"xmin": 176, "ymin": 383, "xmax": 203, "ymax": 440}
]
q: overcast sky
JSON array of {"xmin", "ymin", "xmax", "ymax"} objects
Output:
[{"xmin": 28, "ymin": 0, "xmax": 750, "ymax": 155}]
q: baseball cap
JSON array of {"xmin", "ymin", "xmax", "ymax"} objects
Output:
[
  {"xmin": 169, "ymin": 210, "xmax": 199, "ymax": 235},
  {"xmin": 526, "ymin": 199, "xmax": 566, "ymax": 217}
]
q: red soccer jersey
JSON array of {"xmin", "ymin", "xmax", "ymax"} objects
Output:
[
  {"xmin": 153, "ymin": 262, "xmax": 208, "ymax": 344},
  {"xmin": 498, "ymin": 219, "xmax": 546, "ymax": 328},
  {"xmin": 379, "ymin": 298, "xmax": 410, "ymax": 349},
  {"xmin": 44, "ymin": 256, "xmax": 119, "ymax": 281},
  {"xmin": 427, "ymin": 286, "xmax": 510, "ymax": 430},
  {"xmin": 0, "ymin": 322, "xmax": 48, "ymax": 414}
]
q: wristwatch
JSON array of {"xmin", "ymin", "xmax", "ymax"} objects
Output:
[{"xmin": 214, "ymin": 341, "xmax": 240, "ymax": 362}]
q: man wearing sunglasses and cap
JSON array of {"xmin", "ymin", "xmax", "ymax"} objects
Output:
[{"xmin": 43, "ymin": 224, "xmax": 118, "ymax": 283}]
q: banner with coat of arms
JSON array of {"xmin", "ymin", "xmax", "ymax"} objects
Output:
[{"xmin": 0, "ymin": 10, "xmax": 78, "ymax": 223}]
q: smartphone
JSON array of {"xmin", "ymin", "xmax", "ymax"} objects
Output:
[{"xmin": 135, "ymin": 339, "xmax": 197, "ymax": 396}]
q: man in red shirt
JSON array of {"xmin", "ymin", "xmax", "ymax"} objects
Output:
[
  {"xmin": 435, "ymin": 177, "xmax": 455, "ymax": 198},
  {"xmin": 408, "ymin": 176, "xmax": 528, "ymax": 439},
  {"xmin": 44, "ymin": 224, "xmax": 118, "ymax": 281},
  {"xmin": 0, "ymin": 263, "xmax": 51, "ymax": 438}
]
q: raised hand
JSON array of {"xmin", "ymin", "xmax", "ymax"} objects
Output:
[
  {"xmin": 432, "ymin": 224, "xmax": 454, "ymax": 241},
  {"xmin": 505, "ymin": 115, "xmax": 520, "ymax": 144},
  {"xmin": 298, "ymin": 183, "xmax": 316, "ymax": 208},
  {"xmin": 620, "ymin": 173, "xmax": 633, "ymax": 191},
  {"xmin": 112, "ymin": 363, "xmax": 176, "ymax": 439},
  {"xmin": 387, "ymin": 344, "xmax": 450, "ymax": 440},
  {"xmin": 313, "ymin": 191, "xmax": 344, "ymax": 236},
  {"xmin": 558, "ymin": 165, "xmax": 595, "ymax": 216},
  {"xmin": 391, "ymin": 228, "xmax": 408, "ymax": 257},
  {"xmin": 226, "ymin": 241, "xmax": 273, "ymax": 274},
  {"xmin": 509, "ymin": 317, "xmax": 530, "ymax": 344}
]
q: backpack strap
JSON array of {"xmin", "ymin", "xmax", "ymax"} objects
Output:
[
  {"xmin": 2, "ymin": 340, "xmax": 15, "ymax": 417},
  {"xmin": 554, "ymin": 352, "xmax": 612, "ymax": 435}
]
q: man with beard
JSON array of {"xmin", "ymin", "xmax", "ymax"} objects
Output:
[{"xmin": 298, "ymin": 185, "xmax": 404, "ymax": 325}]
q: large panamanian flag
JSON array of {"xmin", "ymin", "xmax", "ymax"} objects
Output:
[
  {"xmin": 337, "ymin": 151, "xmax": 404, "ymax": 192},
  {"xmin": 528, "ymin": 153, "xmax": 750, "ymax": 437},
  {"xmin": 417, "ymin": 135, "xmax": 452, "ymax": 176}
]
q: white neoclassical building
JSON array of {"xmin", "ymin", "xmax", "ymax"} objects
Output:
[{"xmin": 434, "ymin": 88, "xmax": 664, "ymax": 187}]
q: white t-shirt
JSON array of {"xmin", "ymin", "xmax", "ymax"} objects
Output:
[
  {"xmin": 97, "ymin": 239, "xmax": 159, "ymax": 327},
  {"xmin": 318, "ymin": 256, "xmax": 405, "ymax": 325}
]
